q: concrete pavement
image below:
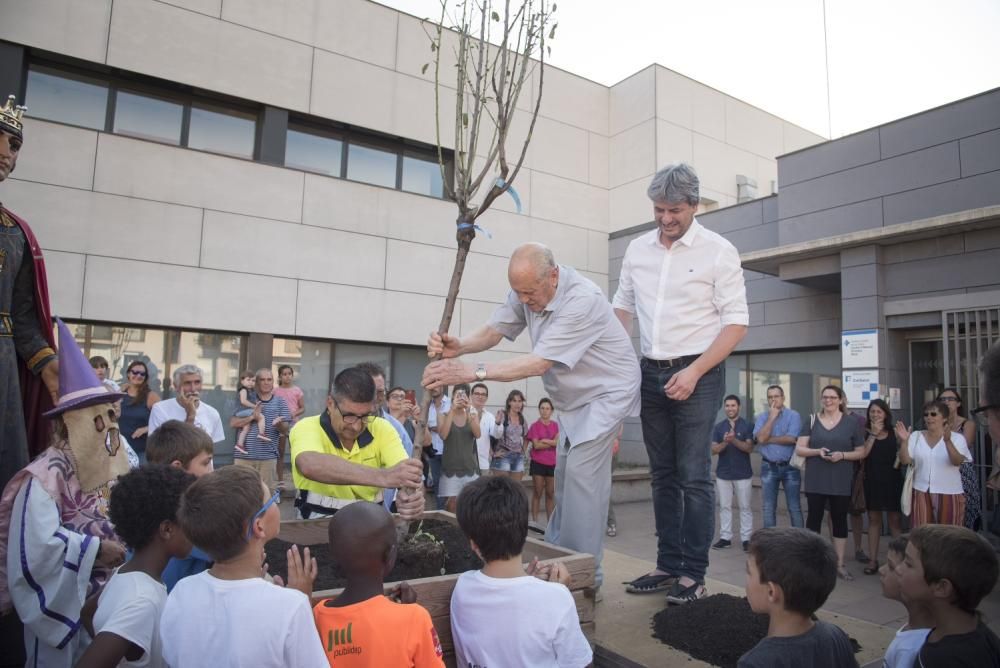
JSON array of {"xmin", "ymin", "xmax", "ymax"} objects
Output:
[{"xmin": 597, "ymin": 485, "xmax": 1000, "ymax": 666}]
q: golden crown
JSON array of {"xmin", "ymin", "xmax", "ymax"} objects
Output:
[{"xmin": 1, "ymin": 95, "xmax": 26, "ymax": 140}]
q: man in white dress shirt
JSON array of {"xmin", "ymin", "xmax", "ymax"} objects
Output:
[{"xmin": 613, "ymin": 163, "xmax": 749, "ymax": 604}]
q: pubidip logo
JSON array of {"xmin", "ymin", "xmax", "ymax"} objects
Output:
[{"xmin": 327, "ymin": 622, "xmax": 362, "ymax": 658}]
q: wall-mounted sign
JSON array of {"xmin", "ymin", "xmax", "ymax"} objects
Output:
[
  {"xmin": 889, "ymin": 387, "xmax": 901, "ymax": 410},
  {"xmin": 843, "ymin": 369, "xmax": 880, "ymax": 408},
  {"xmin": 842, "ymin": 329, "xmax": 879, "ymax": 368}
]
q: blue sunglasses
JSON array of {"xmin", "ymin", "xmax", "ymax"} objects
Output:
[{"xmin": 246, "ymin": 490, "xmax": 281, "ymax": 541}]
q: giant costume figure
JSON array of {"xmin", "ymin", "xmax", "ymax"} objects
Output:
[
  {"xmin": 0, "ymin": 94, "xmax": 59, "ymax": 491},
  {"xmin": 0, "ymin": 319, "xmax": 128, "ymax": 667}
]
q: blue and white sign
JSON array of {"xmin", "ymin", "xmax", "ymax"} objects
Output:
[
  {"xmin": 843, "ymin": 369, "xmax": 880, "ymax": 408},
  {"xmin": 842, "ymin": 329, "xmax": 879, "ymax": 368}
]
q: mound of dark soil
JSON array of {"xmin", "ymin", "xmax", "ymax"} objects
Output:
[
  {"xmin": 264, "ymin": 519, "xmax": 483, "ymax": 591},
  {"xmin": 651, "ymin": 593, "xmax": 862, "ymax": 667},
  {"xmin": 652, "ymin": 594, "xmax": 769, "ymax": 667}
]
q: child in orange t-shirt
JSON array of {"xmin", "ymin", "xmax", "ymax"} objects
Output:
[{"xmin": 313, "ymin": 502, "xmax": 444, "ymax": 667}]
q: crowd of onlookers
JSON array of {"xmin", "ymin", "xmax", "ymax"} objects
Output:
[
  {"xmin": 26, "ymin": 348, "xmax": 996, "ymax": 668},
  {"xmin": 711, "ymin": 382, "xmax": 992, "ymax": 581}
]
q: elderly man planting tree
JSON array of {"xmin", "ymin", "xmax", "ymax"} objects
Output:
[
  {"xmin": 289, "ymin": 367, "xmax": 425, "ymax": 520},
  {"xmin": 422, "ymin": 242, "xmax": 640, "ymax": 591}
]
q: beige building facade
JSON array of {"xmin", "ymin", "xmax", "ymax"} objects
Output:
[{"xmin": 0, "ymin": 0, "xmax": 823, "ymax": 452}]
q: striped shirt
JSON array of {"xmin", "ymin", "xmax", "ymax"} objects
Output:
[{"xmin": 234, "ymin": 394, "xmax": 290, "ymax": 461}]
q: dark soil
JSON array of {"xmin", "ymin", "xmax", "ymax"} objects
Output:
[
  {"xmin": 264, "ymin": 519, "xmax": 483, "ymax": 592},
  {"xmin": 651, "ymin": 594, "xmax": 862, "ymax": 668},
  {"xmin": 652, "ymin": 594, "xmax": 769, "ymax": 667}
]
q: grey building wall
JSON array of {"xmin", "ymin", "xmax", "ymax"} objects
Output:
[
  {"xmin": 607, "ymin": 87, "xmax": 1000, "ymax": 465},
  {"xmin": 776, "ymin": 88, "xmax": 1000, "ymax": 244}
]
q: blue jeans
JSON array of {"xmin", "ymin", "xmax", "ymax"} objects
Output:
[
  {"xmin": 490, "ymin": 451, "xmax": 525, "ymax": 472},
  {"xmin": 760, "ymin": 460, "xmax": 804, "ymax": 528},
  {"xmin": 641, "ymin": 359, "xmax": 724, "ymax": 583}
]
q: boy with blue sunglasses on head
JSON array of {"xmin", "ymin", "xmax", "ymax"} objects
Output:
[{"xmin": 160, "ymin": 466, "xmax": 327, "ymax": 668}]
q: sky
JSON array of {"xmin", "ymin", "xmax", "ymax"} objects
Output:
[{"xmin": 379, "ymin": 0, "xmax": 1000, "ymax": 138}]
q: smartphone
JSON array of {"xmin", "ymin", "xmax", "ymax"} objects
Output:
[{"xmin": 404, "ymin": 389, "xmax": 416, "ymax": 404}]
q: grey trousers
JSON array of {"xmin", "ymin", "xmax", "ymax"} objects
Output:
[{"xmin": 545, "ymin": 422, "xmax": 620, "ymax": 587}]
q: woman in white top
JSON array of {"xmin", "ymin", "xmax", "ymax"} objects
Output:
[
  {"xmin": 895, "ymin": 399, "xmax": 972, "ymax": 527},
  {"xmin": 937, "ymin": 387, "xmax": 981, "ymax": 531}
]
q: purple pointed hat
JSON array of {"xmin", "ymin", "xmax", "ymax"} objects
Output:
[{"xmin": 44, "ymin": 319, "xmax": 127, "ymax": 417}]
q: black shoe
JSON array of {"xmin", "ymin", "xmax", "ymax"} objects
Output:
[
  {"xmin": 665, "ymin": 581, "xmax": 707, "ymax": 605},
  {"xmin": 712, "ymin": 539, "xmax": 731, "ymax": 550},
  {"xmin": 742, "ymin": 541, "xmax": 749, "ymax": 552}
]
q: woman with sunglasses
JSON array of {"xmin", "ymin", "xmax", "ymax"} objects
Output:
[
  {"xmin": 937, "ymin": 387, "xmax": 981, "ymax": 531},
  {"xmin": 794, "ymin": 385, "xmax": 865, "ymax": 580},
  {"xmin": 895, "ymin": 399, "xmax": 973, "ymax": 527},
  {"xmin": 118, "ymin": 360, "xmax": 160, "ymax": 463}
]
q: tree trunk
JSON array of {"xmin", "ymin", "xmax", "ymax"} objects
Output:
[
  {"xmin": 410, "ymin": 217, "xmax": 475, "ymax": 464},
  {"xmin": 400, "ymin": 217, "xmax": 475, "ymax": 539}
]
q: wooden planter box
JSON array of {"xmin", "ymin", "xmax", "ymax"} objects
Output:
[{"xmin": 278, "ymin": 510, "xmax": 596, "ymax": 666}]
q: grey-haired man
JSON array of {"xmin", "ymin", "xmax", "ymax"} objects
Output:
[
  {"xmin": 614, "ymin": 163, "xmax": 749, "ymax": 604},
  {"xmin": 148, "ymin": 364, "xmax": 226, "ymax": 444}
]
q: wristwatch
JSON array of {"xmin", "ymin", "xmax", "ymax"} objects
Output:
[{"xmin": 475, "ymin": 362, "xmax": 487, "ymax": 381}]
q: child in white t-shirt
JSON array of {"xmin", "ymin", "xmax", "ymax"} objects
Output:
[
  {"xmin": 77, "ymin": 465, "xmax": 196, "ymax": 668},
  {"xmin": 450, "ymin": 476, "xmax": 592, "ymax": 668},
  {"xmin": 879, "ymin": 536, "xmax": 931, "ymax": 668},
  {"xmin": 159, "ymin": 466, "xmax": 327, "ymax": 668}
]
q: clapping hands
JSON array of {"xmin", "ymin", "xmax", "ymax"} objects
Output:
[{"xmin": 894, "ymin": 421, "xmax": 912, "ymax": 443}]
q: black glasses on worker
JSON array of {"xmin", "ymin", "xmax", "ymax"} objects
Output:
[{"xmin": 332, "ymin": 398, "xmax": 376, "ymax": 426}]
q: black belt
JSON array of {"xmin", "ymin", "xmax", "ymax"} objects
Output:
[
  {"xmin": 762, "ymin": 458, "xmax": 791, "ymax": 466},
  {"xmin": 643, "ymin": 355, "xmax": 699, "ymax": 369}
]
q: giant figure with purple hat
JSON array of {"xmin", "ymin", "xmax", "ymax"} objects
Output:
[
  {"xmin": 0, "ymin": 320, "xmax": 129, "ymax": 667},
  {"xmin": 0, "ymin": 93, "xmax": 60, "ymax": 490}
]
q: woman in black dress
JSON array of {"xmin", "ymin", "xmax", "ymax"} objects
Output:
[{"xmin": 859, "ymin": 398, "xmax": 902, "ymax": 574}]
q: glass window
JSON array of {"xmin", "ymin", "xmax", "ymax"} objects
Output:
[
  {"xmin": 285, "ymin": 126, "xmax": 342, "ymax": 176},
  {"xmin": 188, "ymin": 103, "xmax": 256, "ymax": 158},
  {"xmin": 402, "ymin": 155, "xmax": 444, "ymax": 197},
  {"xmin": 62, "ymin": 322, "xmax": 245, "ymax": 459},
  {"xmin": 333, "ymin": 343, "xmax": 391, "ymax": 381},
  {"xmin": 391, "ymin": 347, "xmax": 428, "ymax": 396},
  {"xmin": 271, "ymin": 337, "xmax": 332, "ymax": 419},
  {"xmin": 113, "ymin": 90, "xmax": 183, "ymax": 145},
  {"xmin": 25, "ymin": 66, "xmax": 108, "ymax": 130},
  {"xmin": 347, "ymin": 143, "xmax": 397, "ymax": 188}
]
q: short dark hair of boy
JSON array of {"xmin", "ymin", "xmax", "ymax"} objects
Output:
[
  {"xmin": 909, "ymin": 525, "xmax": 1000, "ymax": 614},
  {"xmin": 724, "ymin": 394, "xmax": 741, "ymax": 405},
  {"xmin": 89, "ymin": 355, "xmax": 109, "ymax": 369},
  {"xmin": 887, "ymin": 535, "xmax": 908, "ymax": 556},
  {"xmin": 748, "ymin": 527, "xmax": 838, "ymax": 617},
  {"xmin": 178, "ymin": 466, "xmax": 264, "ymax": 562},
  {"xmin": 146, "ymin": 420, "xmax": 214, "ymax": 467},
  {"xmin": 331, "ymin": 367, "xmax": 376, "ymax": 403},
  {"xmin": 471, "ymin": 383, "xmax": 488, "ymax": 397},
  {"xmin": 109, "ymin": 465, "xmax": 195, "ymax": 551},
  {"xmin": 456, "ymin": 476, "xmax": 528, "ymax": 562}
]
